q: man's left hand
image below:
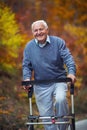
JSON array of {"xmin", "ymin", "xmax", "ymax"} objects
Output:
[{"xmin": 67, "ymin": 74, "xmax": 76, "ymax": 84}]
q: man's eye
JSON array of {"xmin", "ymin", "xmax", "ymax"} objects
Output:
[
  {"xmin": 34, "ymin": 30, "xmax": 37, "ymax": 32},
  {"xmin": 39, "ymin": 28, "xmax": 44, "ymax": 31},
  {"xmin": 33, "ymin": 28, "xmax": 44, "ymax": 32}
]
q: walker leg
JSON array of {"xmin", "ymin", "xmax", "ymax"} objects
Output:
[
  {"xmin": 70, "ymin": 84, "xmax": 75, "ymax": 130},
  {"xmin": 72, "ymin": 117, "xmax": 75, "ymax": 130},
  {"xmin": 27, "ymin": 125, "xmax": 34, "ymax": 130},
  {"xmin": 70, "ymin": 116, "xmax": 75, "ymax": 130},
  {"xmin": 27, "ymin": 87, "xmax": 34, "ymax": 130}
]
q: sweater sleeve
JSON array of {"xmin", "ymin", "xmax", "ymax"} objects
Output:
[
  {"xmin": 22, "ymin": 46, "xmax": 33, "ymax": 80},
  {"xmin": 59, "ymin": 39, "xmax": 76, "ymax": 75}
]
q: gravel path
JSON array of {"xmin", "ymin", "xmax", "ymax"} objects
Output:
[
  {"xmin": 68, "ymin": 119, "xmax": 87, "ymax": 130},
  {"xmin": 75, "ymin": 119, "xmax": 87, "ymax": 130}
]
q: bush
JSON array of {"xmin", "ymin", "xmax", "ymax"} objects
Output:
[{"xmin": 75, "ymin": 87, "xmax": 87, "ymax": 114}]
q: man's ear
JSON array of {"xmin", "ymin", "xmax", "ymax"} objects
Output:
[{"xmin": 46, "ymin": 28, "xmax": 49, "ymax": 34}]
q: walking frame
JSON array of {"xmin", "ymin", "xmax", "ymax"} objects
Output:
[{"xmin": 22, "ymin": 78, "xmax": 75, "ymax": 130}]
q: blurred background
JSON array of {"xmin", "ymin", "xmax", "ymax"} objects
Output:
[{"xmin": 0, "ymin": 0, "xmax": 87, "ymax": 129}]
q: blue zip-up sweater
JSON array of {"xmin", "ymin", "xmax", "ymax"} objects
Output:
[{"xmin": 22, "ymin": 36, "xmax": 76, "ymax": 80}]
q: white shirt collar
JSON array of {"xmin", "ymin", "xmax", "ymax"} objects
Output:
[{"xmin": 35, "ymin": 35, "xmax": 50, "ymax": 47}]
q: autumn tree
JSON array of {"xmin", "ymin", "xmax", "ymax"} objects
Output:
[
  {"xmin": 0, "ymin": 3, "xmax": 22, "ymax": 76},
  {"xmin": 0, "ymin": 3, "xmax": 24, "ymax": 129},
  {"xmin": 64, "ymin": 24, "xmax": 87, "ymax": 88}
]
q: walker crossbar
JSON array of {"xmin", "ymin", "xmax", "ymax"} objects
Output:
[
  {"xmin": 27, "ymin": 115, "xmax": 74, "ymax": 126},
  {"xmin": 28, "ymin": 115, "xmax": 74, "ymax": 120},
  {"xmin": 26, "ymin": 121, "xmax": 71, "ymax": 125}
]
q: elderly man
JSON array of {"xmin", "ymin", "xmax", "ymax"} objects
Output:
[{"xmin": 22, "ymin": 20, "xmax": 76, "ymax": 130}]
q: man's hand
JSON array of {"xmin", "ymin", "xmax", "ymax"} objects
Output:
[
  {"xmin": 67, "ymin": 74, "xmax": 76, "ymax": 84},
  {"xmin": 22, "ymin": 79, "xmax": 32, "ymax": 92}
]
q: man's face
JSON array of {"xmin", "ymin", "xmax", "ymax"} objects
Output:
[{"xmin": 32, "ymin": 23, "xmax": 48, "ymax": 44}]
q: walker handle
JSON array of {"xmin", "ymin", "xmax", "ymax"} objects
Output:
[
  {"xmin": 22, "ymin": 78, "xmax": 73, "ymax": 98},
  {"xmin": 22, "ymin": 78, "xmax": 72, "ymax": 86},
  {"xmin": 28, "ymin": 86, "xmax": 33, "ymax": 98}
]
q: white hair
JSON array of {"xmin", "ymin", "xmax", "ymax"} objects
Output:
[{"xmin": 31, "ymin": 20, "xmax": 48, "ymax": 31}]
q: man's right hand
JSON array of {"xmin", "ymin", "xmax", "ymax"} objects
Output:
[{"xmin": 22, "ymin": 79, "xmax": 32, "ymax": 92}]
